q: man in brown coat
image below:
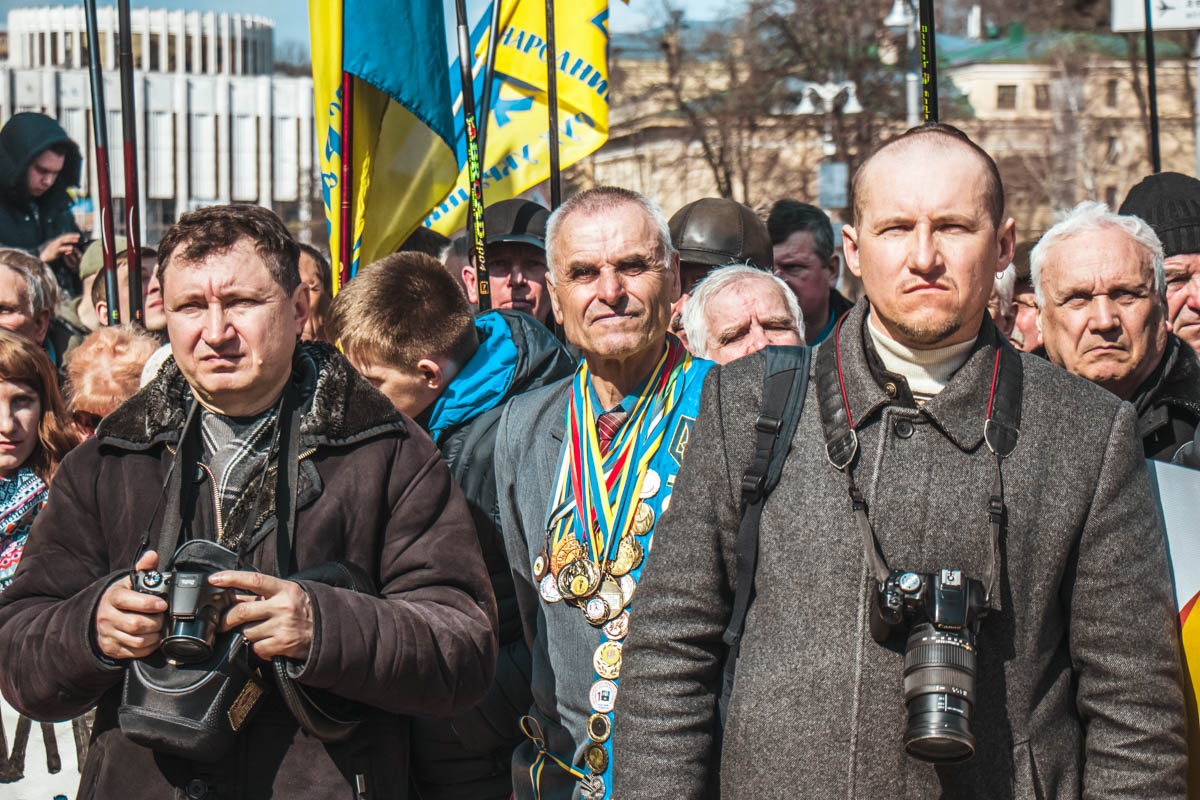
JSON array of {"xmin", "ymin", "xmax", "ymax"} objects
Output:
[{"xmin": 0, "ymin": 204, "xmax": 498, "ymax": 799}]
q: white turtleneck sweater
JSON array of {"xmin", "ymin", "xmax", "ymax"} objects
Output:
[{"xmin": 866, "ymin": 311, "xmax": 977, "ymax": 405}]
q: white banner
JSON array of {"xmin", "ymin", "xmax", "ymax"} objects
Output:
[{"xmin": 1112, "ymin": 0, "xmax": 1200, "ymax": 33}]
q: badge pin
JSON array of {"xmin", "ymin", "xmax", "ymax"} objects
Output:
[
  {"xmin": 661, "ymin": 492, "xmax": 672, "ymax": 513},
  {"xmin": 587, "ymin": 712, "xmax": 612, "ymax": 743},
  {"xmin": 580, "ymin": 773, "xmax": 606, "ymax": 800},
  {"xmin": 639, "ymin": 469, "xmax": 661, "ymax": 499},
  {"xmin": 593, "ymin": 641, "xmax": 623, "ymax": 680},
  {"xmin": 631, "ymin": 501, "xmax": 656, "ymax": 537},
  {"xmin": 603, "ymin": 610, "xmax": 631, "ymax": 641},
  {"xmin": 583, "ymin": 741, "xmax": 610, "ymax": 774},
  {"xmin": 532, "ymin": 552, "xmax": 548, "ymax": 581},
  {"xmin": 590, "ymin": 679, "xmax": 619, "ymax": 713},
  {"xmin": 539, "ymin": 574, "xmax": 563, "ymax": 603}
]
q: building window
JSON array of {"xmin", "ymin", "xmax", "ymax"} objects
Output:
[
  {"xmin": 167, "ymin": 34, "xmax": 177, "ymax": 72},
  {"xmin": 1106, "ymin": 79, "xmax": 1119, "ymax": 107},
  {"xmin": 1105, "ymin": 186, "xmax": 1118, "ymax": 207},
  {"xmin": 1034, "ymin": 84, "xmax": 1051, "ymax": 110},
  {"xmin": 63, "ymin": 31, "xmax": 73, "ymax": 66},
  {"xmin": 185, "ymin": 34, "xmax": 194, "ymax": 72},
  {"xmin": 1106, "ymin": 136, "xmax": 1120, "ymax": 163},
  {"xmin": 201, "ymin": 35, "xmax": 209, "ymax": 73},
  {"xmin": 149, "ymin": 33, "xmax": 160, "ymax": 71},
  {"xmin": 38, "ymin": 32, "xmax": 45, "ymax": 66},
  {"xmin": 49, "ymin": 32, "xmax": 58, "ymax": 66},
  {"xmin": 997, "ymin": 84, "xmax": 1017, "ymax": 110}
]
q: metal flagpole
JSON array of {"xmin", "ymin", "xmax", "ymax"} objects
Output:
[
  {"xmin": 117, "ymin": 0, "xmax": 143, "ymax": 325},
  {"xmin": 455, "ymin": 0, "xmax": 491, "ymax": 310},
  {"xmin": 84, "ymin": 0, "xmax": 120, "ymax": 326},
  {"xmin": 918, "ymin": 0, "xmax": 938, "ymax": 122},
  {"xmin": 544, "ymin": 0, "xmax": 561, "ymax": 208},
  {"xmin": 478, "ymin": 0, "xmax": 503, "ymax": 165},
  {"xmin": 1143, "ymin": 0, "xmax": 1162, "ymax": 173},
  {"xmin": 339, "ymin": 72, "xmax": 353, "ymax": 288}
]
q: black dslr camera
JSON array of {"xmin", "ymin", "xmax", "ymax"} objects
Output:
[
  {"xmin": 132, "ymin": 562, "xmax": 235, "ymax": 664},
  {"xmin": 870, "ymin": 568, "xmax": 989, "ymax": 764}
]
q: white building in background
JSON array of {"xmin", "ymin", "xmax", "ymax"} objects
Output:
[{"xmin": 0, "ymin": 6, "xmax": 315, "ymax": 244}]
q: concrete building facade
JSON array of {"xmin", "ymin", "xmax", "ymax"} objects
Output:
[{"xmin": 0, "ymin": 6, "xmax": 314, "ymax": 245}]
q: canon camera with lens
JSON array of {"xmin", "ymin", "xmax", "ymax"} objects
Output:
[
  {"xmin": 132, "ymin": 563, "xmax": 235, "ymax": 664},
  {"xmin": 870, "ymin": 567, "xmax": 989, "ymax": 764}
]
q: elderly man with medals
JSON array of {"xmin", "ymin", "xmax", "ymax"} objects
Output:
[{"xmin": 496, "ymin": 186, "xmax": 712, "ymax": 800}]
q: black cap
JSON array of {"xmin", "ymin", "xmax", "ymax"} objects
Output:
[
  {"xmin": 1119, "ymin": 172, "xmax": 1200, "ymax": 258},
  {"xmin": 668, "ymin": 198, "xmax": 773, "ymax": 270},
  {"xmin": 483, "ymin": 198, "xmax": 549, "ymax": 249}
]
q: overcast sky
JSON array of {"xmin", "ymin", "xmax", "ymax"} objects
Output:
[{"xmin": 0, "ymin": 1, "xmax": 732, "ymax": 54}]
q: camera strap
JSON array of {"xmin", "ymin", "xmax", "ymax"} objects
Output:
[
  {"xmin": 816, "ymin": 314, "xmax": 1022, "ymax": 607},
  {"xmin": 136, "ymin": 379, "xmax": 304, "ymax": 573}
]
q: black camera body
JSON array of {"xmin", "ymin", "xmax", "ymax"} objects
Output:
[
  {"xmin": 133, "ymin": 567, "xmax": 234, "ymax": 665},
  {"xmin": 870, "ymin": 568, "xmax": 989, "ymax": 764}
]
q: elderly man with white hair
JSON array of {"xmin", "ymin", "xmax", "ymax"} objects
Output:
[
  {"xmin": 1034, "ymin": 200, "xmax": 1200, "ymax": 463},
  {"xmin": 680, "ymin": 263, "xmax": 804, "ymax": 364}
]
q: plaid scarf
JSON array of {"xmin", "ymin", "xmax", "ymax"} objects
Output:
[
  {"xmin": 200, "ymin": 407, "xmax": 278, "ymax": 552},
  {"xmin": 0, "ymin": 467, "xmax": 48, "ymax": 593}
]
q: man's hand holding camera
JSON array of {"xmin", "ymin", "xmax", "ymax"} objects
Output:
[
  {"xmin": 209, "ymin": 570, "xmax": 314, "ymax": 661},
  {"xmin": 95, "ymin": 550, "xmax": 168, "ymax": 660},
  {"xmin": 95, "ymin": 551, "xmax": 314, "ymax": 662}
]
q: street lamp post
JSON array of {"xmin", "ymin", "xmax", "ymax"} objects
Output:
[{"xmin": 885, "ymin": 0, "xmax": 920, "ymax": 128}]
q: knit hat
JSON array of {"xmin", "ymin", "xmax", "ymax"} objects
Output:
[{"xmin": 1118, "ymin": 172, "xmax": 1200, "ymax": 257}]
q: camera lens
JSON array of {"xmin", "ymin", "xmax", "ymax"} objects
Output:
[
  {"xmin": 161, "ymin": 608, "xmax": 220, "ymax": 663},
  {"xmin": 902, "ymin": 622, "xmax": 976, "ymax": 763}
]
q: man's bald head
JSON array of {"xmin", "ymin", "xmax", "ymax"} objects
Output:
[{"xmin": 852, "ymin": 123, "xmax": 1004, "ymax": 230}]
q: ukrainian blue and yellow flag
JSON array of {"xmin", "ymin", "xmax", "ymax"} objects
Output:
[
  {"xmin": 309, "ymin": 0, "xmax": 460, "ymax": 288},
  {"xmin": 426, "ymin": 0, "xmax": 611, "ymax": 234}
]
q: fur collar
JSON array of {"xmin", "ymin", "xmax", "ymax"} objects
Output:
[{"xmin": 98, "ymin": 341, "xmax": 405, "ymax": 451}]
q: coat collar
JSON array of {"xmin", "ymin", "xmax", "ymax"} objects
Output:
[
  {"xmin": 831, "ymin": 299, "xmax": 1010, "ymax": 452},
  {"xmin": 97, "ymin": 341, "xmax": 405, "ymax": 452},
  {"xmin": 1133, "ymin": 334, "xmax": 1200, "ymax": 419}
]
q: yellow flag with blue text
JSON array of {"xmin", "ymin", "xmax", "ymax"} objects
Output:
[
  {"xmin": 426, "ymin": 0, "xmax": 611, "ymax": 234},
  {"xmin": 309, "ymin": 0, "xmax": 461, "ymax": 287}
]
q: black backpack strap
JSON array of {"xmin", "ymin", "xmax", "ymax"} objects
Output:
[{"xmin": 718, "ymin": 345, "xmax": 811, "ymax": 726}]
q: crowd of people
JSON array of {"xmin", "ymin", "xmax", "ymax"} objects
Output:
[{"xmin": 0, "ymin": 109, "xmax": 1192, "ymax": 800}]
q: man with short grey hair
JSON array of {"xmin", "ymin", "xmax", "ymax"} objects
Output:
[
  {"xmin": 0, "ymin": 247, "xmax": 50, "ymax": 345},
  {"xmin": 1034, "ymin": 201, "xmax": 1200, "ymax": 462},
  {"xmin": 496, "ymin": 186, "xmax": 712, "ymax": 800},
  {"xmin": 680, "ymin": 264, "xmax": 803, "ymax": 363}
]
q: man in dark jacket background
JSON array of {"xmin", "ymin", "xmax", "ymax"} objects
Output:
[
  {"xmin": 0, "ymin": 112, "xmax": 84, "ymax": 295},
  {"xmin": 0, "ymin": 204, "xmax": 498, "ymax": 799},
  {"xmin": 1034, "ymin": 201, "xmax": 1200, "ymax": 464},
  {"xmin": 766, "ymin": 198, "xmax": 854, "ymax": 344},
  {"xmin": 327, "ymin": 251, "xmax": 574, "ymax": 800}
]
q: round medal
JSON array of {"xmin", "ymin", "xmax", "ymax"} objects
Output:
[
  {"xmin": 587, "ymin": 712, "xmax": 612, "ymax": 743},
  {"xmin": 589, "ymin": 679, "xmax": 618, "ymax": 713},
  {"xmin": 558, "ymin": 558, "xmax": 600, "ymax": 600},
  {"xmin": 596, "ymin": 578, "xmax": 623, "ymax": 617},
  {"xmin": 661, "ymin": 492, "xmax": 672, "ymax": 513},
  {"xmin": 619, "ymin": 573, "xmax": 637, "ymax": 607},
  {"xmin": 551, "ymin": 538, "xmax": 583, "ymax": 577},
  {"xmin": 584, "ymin": 596, "xmax": 611, "ymax": 626},
  {"xmin": 603, "ymin": 610, "xmax": 630, "ymax": 640},
  {"xmin": 610, "ymin": 537, "xmax": 644, "ymax": 577},
  {"xmin": 583, "ymin": 741, "xmax": 609, "ymax": 774},
  {"xmin": 593, "ymin": 641, "xmax": 622, "ymax": 680},
  {"xmin": 532, "ymin": 552, "xmax": 549, "ymax": 581},
  {"xmin": 639, "ymin": 469, "xmax": 661, "ymax": 499},
  {"xmin": 631, "ymin": 501, "xmax": 656, "ymax": 536},
  {"xmin": 580, "ymin": 773, "xmax": 606, "ymax": 800},
  {"xmin": 539, "ymin": 573, "xmax": 563, "ymax": 603}
]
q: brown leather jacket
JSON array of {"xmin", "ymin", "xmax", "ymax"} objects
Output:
[{"xmin": 0, "ymin": 342, "xmax": 498, "ymax": 799}]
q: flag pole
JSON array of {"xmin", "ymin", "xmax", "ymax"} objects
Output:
[
  {"xmin": 918, "ymin": 0, "xmax": 938, "ymax": 122},
  {"xmin": 544, "ymin": 0, "xmax": 561, "ymax": 208},
  {"xmin": 478, "ymin": 0, "xmax": 503, "ymax": 165},
  {"xmin": 455, "ymin": 0, "xmax": 491, "ymax": 311},
  {"xmin": 117, "ymin": 0, "xmax": 143, "ymax": 325},
  {"xmin": 1143, "ymin": 0, "xmax": 1162, "ymax": 172},
  {"xmin": 84, "ymin": 0, "xmax": 120, "ymax": 326},
  {"xmin": 339, "ymin": 71, "xmax": 353, "ymax": 288}
]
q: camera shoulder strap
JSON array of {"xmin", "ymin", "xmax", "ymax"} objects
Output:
[
  {"xmin": 135, "ymin": 399, "xmax": 203, "ymax": 570},
  {"xmin": 816, "ymin": 315, "xmax": 1022, "ymax": 606},
  {"xmin": 719, "ymin": 345, "xmax": 811, "ymax": 728}
]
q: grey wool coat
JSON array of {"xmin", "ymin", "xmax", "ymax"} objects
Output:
[{"xmin": 613, "ymin": 302, "xmax": 1188, "ymax": 799}]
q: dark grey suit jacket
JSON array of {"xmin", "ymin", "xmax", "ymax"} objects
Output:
[{"xmin": 614, "ymin": 303, "xmax": 1188, "ymax": 799}]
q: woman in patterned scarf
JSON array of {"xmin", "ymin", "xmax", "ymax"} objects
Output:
[{"xmin": 0, "ymin": 329, "xmax": 78, "ymax": 593}]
